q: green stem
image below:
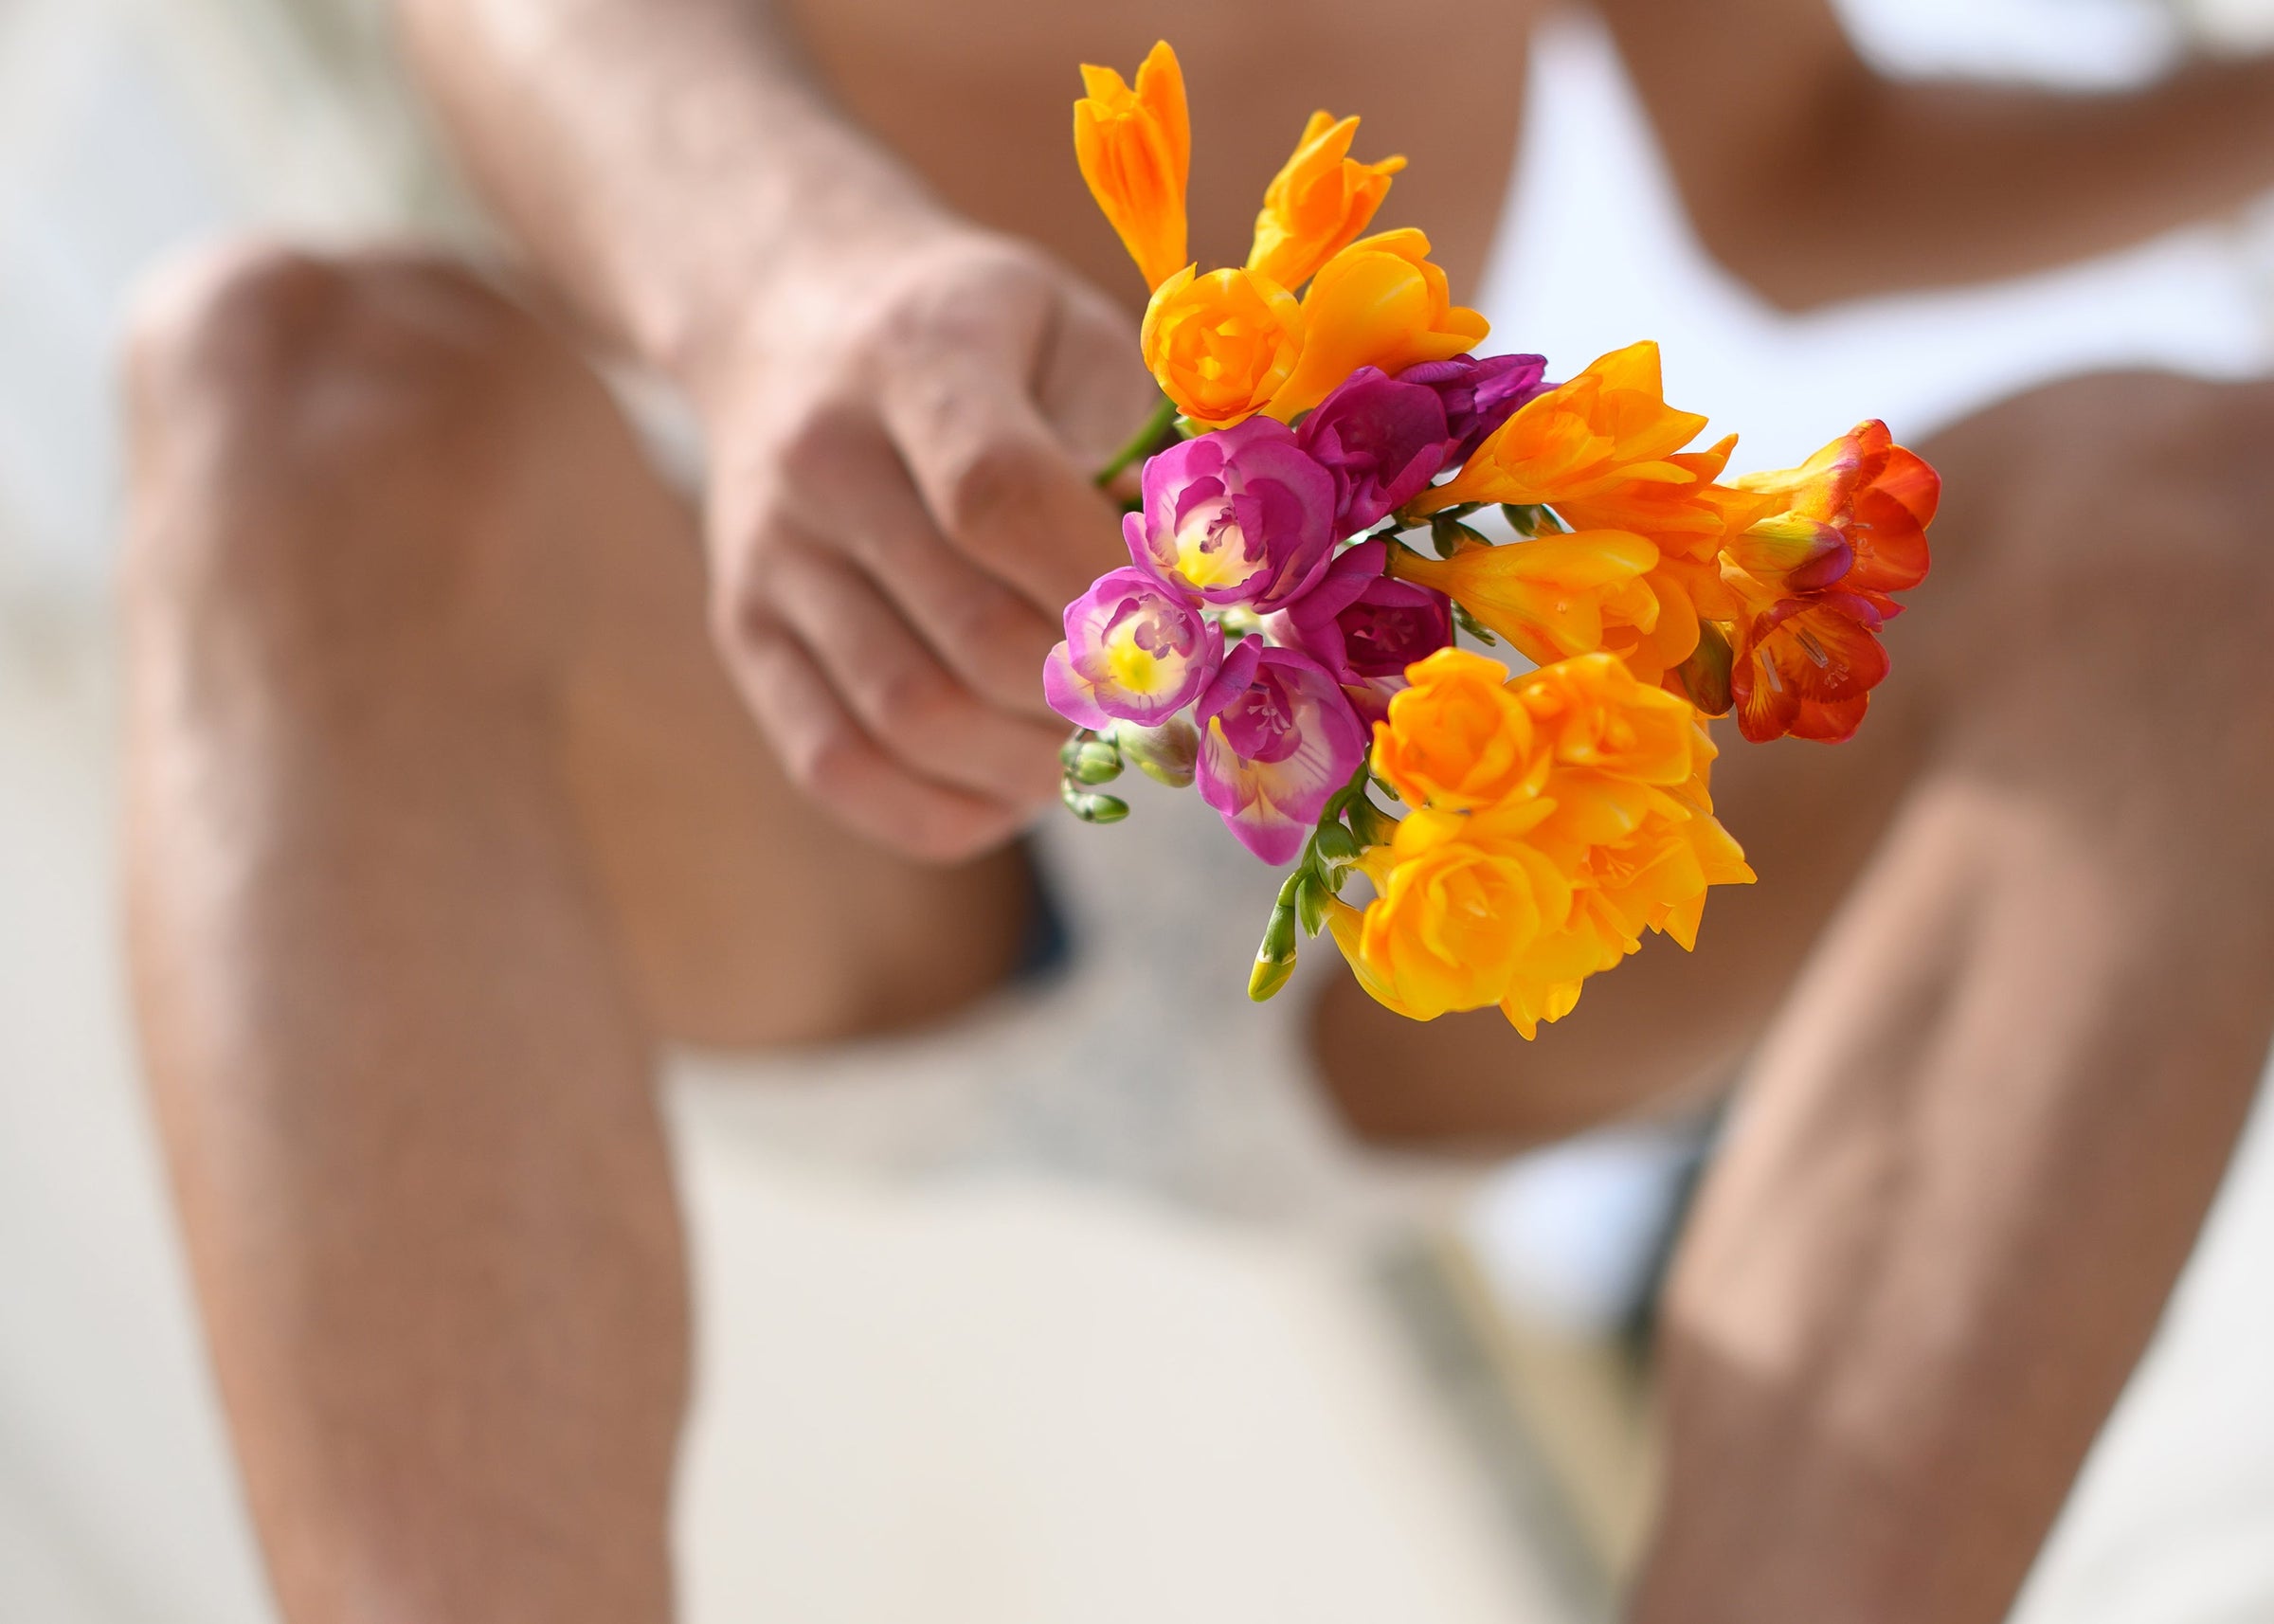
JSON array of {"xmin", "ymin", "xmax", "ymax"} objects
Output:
[{"xmin": 1092, "ymin": 395, "xmax": 1178, "ymax": 490}]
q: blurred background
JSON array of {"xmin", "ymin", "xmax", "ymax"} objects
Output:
[{"xmin": 5, "ymin": 0, "xmax": 2274, "ymax": 1620}]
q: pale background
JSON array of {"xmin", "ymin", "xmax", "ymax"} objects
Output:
[{"xmin": 4, "ymin": 1, "xmax": 2274, "ymax": 1619}]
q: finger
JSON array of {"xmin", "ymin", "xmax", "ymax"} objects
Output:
[
  {"xmin": 766, "ymin": 543, "xmax": 1066, "ymax": 804},
  {"xmin": 781, "ymin": 425, "xmax": 1064, "ymax": 721},
  {"xmin": 877, "ymin": 331, "xmax": 1128, "ymax": 613},
  {"xmin": 713, "ymin": 603, "xmax": 1033, "ymax": 864},
  {"xmin": 1034, "ymin": 277, "xmax": 1161, "ymax": 474}
]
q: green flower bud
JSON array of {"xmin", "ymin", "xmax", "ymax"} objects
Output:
[
  {"xmin": 1249, "ymin": 902, "xmax": 1300, "ymax": 1001},
  {"xmin": 1313, "ymin": 822, "xmax": 1361, "ymax": 868},
  {"xmin": 1060, "ymin": 783, "xmax": 1130, "ymax": 823},
  {"xmin": 1248, "ymin": 953, "xmax": 1296, "ymax": 1002},
  {"xmin": 1067, "ymin": 737, "xmax": 1125, "ymax": 785},
  {"xmin": 1114, "ymin": 716, "xmax": 1200, "ymax": 788},
  {"xmin": 1293, "ymin": 870, "xmax": 1328, "ymax": 937},
  {"xmin": 1345, "ymin": 795, "xmax": 1397, "ymax": 851},
  {"xmin": 1676, "ymin": 620, "xmax": 1736, "ymax": 717},
  {"xmin": 1430, "ymin": 516, "xmax": 1490, "ymax": 558}
]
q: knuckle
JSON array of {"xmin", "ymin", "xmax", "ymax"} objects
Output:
[
  {"xmin": 865, "ymin": 656, "xmax": 962, "ymax": 741},
  {"xmin": 942, "ymin": 437, "xmax": 1046, "ymax": 550}
]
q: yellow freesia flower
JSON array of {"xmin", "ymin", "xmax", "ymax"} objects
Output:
[
  {"xmin": 1371, "ymin": 647, "xmax": 1547, "ymax": 811},
  {"xmin": 1247, "ymin": 111, "xmax": 1405, "ymax": 293},
  {"xmin": 1140, "ymin": 265, "xmax": 1307, "ymax": 426},
  {"xmin": 1263, "ymin": 229, "xmax": 1489, "ymax": 419},
  {"xmin": 1386, "ymin": 530, "xmax": 1659, "ymax": 667},
  {"xmin": 1074, "ymin": 41, "xmax": 1191, "ymax": 291},
  {"xmin": 1412, "ymin": 340, "xmax": 1707, "ymax": 514}
]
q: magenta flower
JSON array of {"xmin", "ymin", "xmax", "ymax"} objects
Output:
[
  {"xmin": 1295, "ymin": 367, "xmax": 1454, "ymax": 534},
  {"xmin": 1265, "ymin": 540, "xmax": 1453, "ymax": 722},
  {"xmin": 1044, "ymin": 567, "xmax": 1224, "ymax": 731},
  {"xmin": 1194, "ymin": 640, "xmax": 1368, "ymax": 864},
  {"xmin": 1398, "ymin": 352, "xmax": 1549, "ymax": 465},
  {"xmin": 1126, "ymin": 418, "xmax": 1338, "ymax": 611}
]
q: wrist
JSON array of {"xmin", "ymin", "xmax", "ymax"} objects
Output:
[{"xmin": 663, "ymin": 169, "xmax": 967, "ymax": 421}]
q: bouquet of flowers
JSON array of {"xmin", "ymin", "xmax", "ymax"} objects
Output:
[{"xmin": 1049, "ymin": 42, "xmax": 1939, "ymax": 1036}]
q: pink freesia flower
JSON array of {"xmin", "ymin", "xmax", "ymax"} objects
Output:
[
  {"xmin": 1265, "ymin": 539, "xmax": 1453, "ymax": 721},
  {"xmin": 1295, "ymin": 367, "xmax": 1453, "ymax": 532},
  {"xmin": 1126, "ymin": 417, "xmax": 1339, "ymax": 610},
  {"xmin": 1194, "ymin": 640, "xmax": 1368, "ymax": 864},
  {"xmin": 1044, "ymin": 567, "xmax": 1224, "ymax": 730},
  {"xmin": 1397, "ymin": 352, "xmax": 1550, "ymax": 465}
]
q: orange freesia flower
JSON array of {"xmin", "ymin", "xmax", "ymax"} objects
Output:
[
  {"xmin": 1263, "ymin": 229, "xmax": 1489, "ymax": 419},
  {"xmin": 1721, "ymin": 421, "xmax": 1940, "ymax": 743},
  {"xmin": 1074, "ymin": 42, "xmax": 1192, "ymax": 291},
  {"xmin": 1140, "ymin": 265, "xmax": 1307, "ymax": 426},
  {"xmin": 1411, "ymin": 340, "xmax": 1708, "ymax": 514},
  {"xmin": 1370, "ymin": 647, "xmax": 1546, "ymax": 810},
  {"xmin": 1247, "ymin": 111, "xmax": 1406, "ymax": 293},
  {"xmin": 1326, "ymin": 804, "xmax": 1573, "ymax": 1021},
  {"xmin": 1337, "ymin": 647, "xmax": 1750, "ymax": 1037},
  {"xmin": 1514, "ymin": 653, "xmax": 1698, "ymax": 785},
  {"xmin": 1386, "ymin": 529, "xmax": 1659, "ymax": 667}
]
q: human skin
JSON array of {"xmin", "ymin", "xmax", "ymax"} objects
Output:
[{"xmin": 118, "ymin": 1, "xmax": 2274, "ymax": 1621}]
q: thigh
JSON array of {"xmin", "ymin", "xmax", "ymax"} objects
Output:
[
  {"xmin": 309, "ymin": 262, "xmax": 1044, "ymax": 1050},
  {"xmin": 554, "ymin": 387, "xmax": 1037, "ymax": 1050}
]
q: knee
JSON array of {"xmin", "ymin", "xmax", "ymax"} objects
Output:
[{"xmin": 120, "ymin": 241, "xmax": 601, "ymax": 668}]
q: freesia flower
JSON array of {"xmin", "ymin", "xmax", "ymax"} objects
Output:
[
  {"xmin": 1515, "ymin": 653, "xmax": 1698, "ymax": 785},
  {"xmin": 1410, "ymin": 340, "xmax": 1708, "ymax": 514},
  {"xmin": 1264, "ymin": 230, "xmax": 1489, "ymax": 420},
  {"xmin": 1295, "ymin": 367, "xmax": 1454, "ymax": 532},
  {"xmin": 1074, "ymin": 42, "xmax": 1191, "ymax": 291},
  {"xmin": 1141, "ymin": 266, "xmax": 1307, "ymax": 426},
  {"xmin": 1266, "ymin": 541, "xmax": 1453, "ymax": 721},
  {"xmin": 1386, "ymin": 529, "xmax": 1659, "ymax": 667},
  {"xmin": 1398, "ymin": 352, "xmax": 1551, "ymax": 464},
  {"xmin": 1127, "ymin": 417, "xmax": 1338, "ymax": 611},
  {"xmin": 1195, "ymin": 641, "xmax": 1368, "ymax": 863},
  {"xmin": 1043, "ymin": 566, "xmax": 1223, "ymax": 730},
  {"xmin": 1326, "ymin": 815, "xmax": 1575, "ymax": 1020},
  {"xmin": 1369, "ymin": 645, "xmax": 1545, "ymax": 810},
  {"xmin": 1722, "ymin": 421, "xmax": 1939, "ymax": 742},
  {"xmin": 1247, "ymin": 111, "xmax": 1405, "ymax": 293}
]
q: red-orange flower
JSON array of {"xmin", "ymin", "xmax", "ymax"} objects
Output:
[{"xmin": 1722, "ymin": 421, "xmax": 1940, "ymax": 743}]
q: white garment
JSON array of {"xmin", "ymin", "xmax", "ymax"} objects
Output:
[{"xmin": 669, "ymin": 775, "xmax": 1474, "ymax": 1234}]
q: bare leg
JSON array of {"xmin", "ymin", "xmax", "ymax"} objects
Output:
[
  {"xmin": 1309, "ymin": 371, "xmax": 2274, "ymax": 1617},
  {"xmin": 120, "ymin": 245, "xmax": 1032, "ymax": 1622},
  {"xmin": 1626, "ymin": 374, "xmax": 2274, "ymax": 1621}
]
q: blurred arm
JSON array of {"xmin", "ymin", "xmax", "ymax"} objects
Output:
[
  {"xmin": 393, "ymin": 0, "xmax": 948, "ymax": 400},
  {"xmin": 394, "ymin": 0, "xmax": 1146, "ymax": 857},
  {"xmin": 1597, "ymin": 0, "xmax": 2274, "ymax": 308}
]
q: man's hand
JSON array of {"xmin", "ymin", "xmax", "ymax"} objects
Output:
[{"xmin": 702, "ymin": 229, "xmax": 1157, "ymax": 860}]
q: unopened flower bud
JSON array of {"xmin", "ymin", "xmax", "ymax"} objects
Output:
[
  {"xmin": 1249, "ymin": 901, "xmax": 1300, "ymax": 1001},
  {"xmin": 1345, "ymin": 795, "xmax": 1397, "ymax": 850},
  {"xmin": 1114, "ymin": 716, "xmax": 1200, "ymax": 788},
  {"xmin": 1293, "ymin": 870, "xmax": 1328, "ymax": 936},
  {"xmin": 1067, "ymin": 737, "xmax": 1125, "ymax": 785},
  {"xmin": 1313, "ymin": 822, "xmax": 1360, "ymax": 869},
  {"xmin": 1429, "ymin": 516, "xmax": 1490, "ymax": 558},
  {"xmin": 1061, "ymin": 783, "xmax": 1130, "ymax": 824}
]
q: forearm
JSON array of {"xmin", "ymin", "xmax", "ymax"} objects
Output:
[
  {"xmin": 396, "ymin": 0, "xmax": 954, "ymax": 400},
  {"xmin": 1738, "ymin": 58, "xmax": 2274, "ymax": 307},
  {"xmin": 1602, "ymin": 0, "xmax": 2274, "ymax": 309}
]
